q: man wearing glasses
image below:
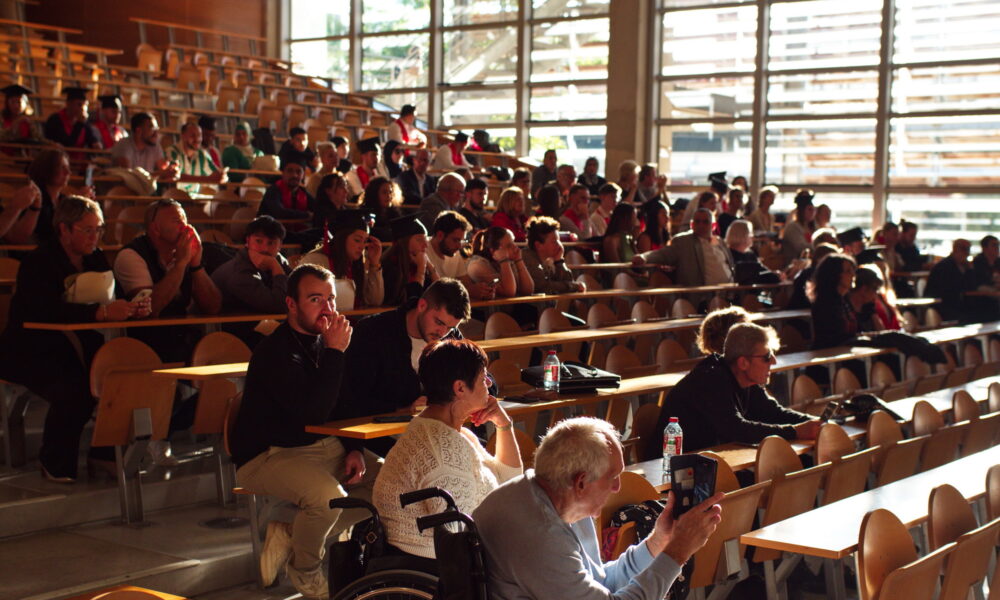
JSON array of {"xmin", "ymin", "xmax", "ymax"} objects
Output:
[
  {"xmin": 632, "ymin": 207, "xmax": 735, "ymax": 287},
  {"xmin": 657, "ymin": 322, "xmax": 819, "ymax": 453}
]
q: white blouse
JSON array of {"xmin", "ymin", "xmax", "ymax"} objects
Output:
[{"xmin": 372, "ymin": 416, "xmax": 522, "ymax": 558}]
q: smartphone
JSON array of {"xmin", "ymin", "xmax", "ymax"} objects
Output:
[
  {"xmin": 669, "ymin": 454, "xmax": 717, "ymax": 518},
  {"xmin": 373, "ymin": 415, "xmax": 414, "ymax": 424},
  {"xmin": 132, "ymin": 289, "xmax": 153, "ymax": 303},
  {"xmin": 85, "ymin": 164, "xmax": 95, "ymax": 188},
  {"xmin": 819, "ymin": 400, "xmax": 840, "ymax": 422}
]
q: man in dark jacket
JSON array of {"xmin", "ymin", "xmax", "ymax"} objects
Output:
[
  {"xmin": 232, "ymin": 264, "xmax": 374, "ymax": 598},
  {"xmin": 925, "ymin": 238, "xmax": 976, "ymax": 323},
  {"xmin": 645, "ymin": 322, "xmax": 818, "ymax": 458},
  {"xmin": 395, "ymin": 148, "xmax": 437, "ymax": 205}
]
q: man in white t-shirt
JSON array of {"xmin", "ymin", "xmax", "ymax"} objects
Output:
[{"xmin": 428, "ymin": 211, "xmax": 496, "ymax": 300}]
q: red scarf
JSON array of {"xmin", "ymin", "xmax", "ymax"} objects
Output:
[
  {"xmin": 395, "ymin": 119, "xmax": 409, "ymax": 143},
  {"xmin": 450, "ymin": 143, "xmax": 463, "ymax": 166},
  {"xmin": 95, "ymin": 120, "xmax": 124, "ymax": 150},
  {"xmin": 59, "ymin": 109, "xmax": 87, "ymax": 147},
  {"xmin": 563, "ymin": 208, "xmax": 583, "ymax": 231},
  {"xmin": 276, "ymin": 179, "xmax": 309, "ymax": 211},
  {"xmin": 357, "ymin": 165, "xmax": 372, "ymax": 188}
]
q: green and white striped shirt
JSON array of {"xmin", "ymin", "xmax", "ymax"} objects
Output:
[{"xmin": 166, "ymin": 144, "xmax": 217, "ymax": 193}]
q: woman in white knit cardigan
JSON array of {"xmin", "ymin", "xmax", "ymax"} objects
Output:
[{"xmin": 372, "ymin": 339, "xmax": 523, "ymax": 559}]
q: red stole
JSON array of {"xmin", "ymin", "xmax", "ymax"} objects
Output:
[
  {"xmin": 357, "ymin": 165, "xmax": 372, "ymax": 188},
  {"xmin": 395, "ymin": 119, "xmax": 409, "ymax": 144},
  {"xmin": 563, "ymin": 209, "xmax": 583, "ymax": 231},
  {"xmin": 276, "ymin": 179, "xmax": 309, "ymax": 211},
  {"xmin": 95, "ymin": 120, "xmax": 124, "ymax": 149},
  {"xmin": 449, "ymin": 143, "xmax": 463, "ymax": 166},
  {"xmin": 58, "ymin": 109, "xmax": 87, "ymax": 147}
]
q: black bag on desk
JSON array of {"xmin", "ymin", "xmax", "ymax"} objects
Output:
[
  {"xmin": 850, "ymin": 331, "xmax": 948, "ymax": 364},
  {"xmin": 826, "ymin": 393, "xmax": 904, "ymax": 422},
  {"xmin": 520, "ymin": 361, "xmax": 621, "ymax": 393}
]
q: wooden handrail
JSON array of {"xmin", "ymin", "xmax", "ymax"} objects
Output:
[
  {"xmin": 131, "ymin": 17, "xmax": 267, "ymax": 43},
  {"xmin": 0, "ymin": 17, "xmax": 82, "ymax": 35}
]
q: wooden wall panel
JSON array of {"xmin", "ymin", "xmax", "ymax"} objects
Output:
[{"xmin": 25, "ymin": 0, "xmax": 268, "ymax": 64}]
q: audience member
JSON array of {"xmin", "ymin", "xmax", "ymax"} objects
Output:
[
  {"xmin": 387, "ymin": 104, "xmax": 427, "ymax": 150},
  {"xmin": 278, "ymin": 127, "xmax": 317, "ymax": 171},
  {"xmin": 311, "ymin": 172, "xmax": 349, "ymax": 229},
  {"xmin": 0, "ymin": 196, "xmax": 150, "ymax": 482},
  {"xmin": 747, "ymin": 185, "xmax": 776, "ymax": 234},
  {"xmin": 847, "ymin": 265, "xmax": 886, "ymax": 331},
  {"xmin": 554, "ymin": 164, "xmax": 577, "ymax": 204},
  {"xmin": 973, "ymin": 235, "xmax": 1000, "ymax": 289},
  {"xmin": 212, "ymin": 215, "xmax": 291, "ymax": 315},
  {"xmin": 304, "ymin": 141, "xmax": 338, "ymax": 196},
  {"xmin": 231, "ymin": 264, "xmax": 375, "ymax": 597},
  {"xmin": 0, "ymin": 181, "xmax": 41, "ymax": 243},
  {"xmin": 396, "ymin": 148, "xmax": 436, "ymax": 205},
  {"xmin": 221, "ymin": 122, "xmax": 263, "ymax": 183},
  {"xmin": 895, "ymin": 220, "xmax": 926, "ymax": 272},
  {"xmin": 523, "ymin": 216, "xmax": 585, "ymax": 294},
  {"xmin": 837, "ymin": 227, "xmax": 867, "ymax": 261},
  {"xmin": 509, "ymin": 167, "xmax": 531, "ymax": 196},
  {"xmin": 637, "ymin": 163, "xmax": 667, "ymax": 205},
  {"xmin": 475, "ymin": 417, "xmax": 723, "ymax": 600},
  {"xmin": 426, "ymin": 211, "xmax": 473, "ymax": 283},
  {"xmin": 616, "ymin": 159, "xmax": 640, "ymax": 205},
  {"xmin": 786, "ymin": 242, "xmax": 839, "ymax": 310},
  {"xmin": 535, "ymin": 184, "xmax": 561, "ymax": 220},
  {"xmin": 680, "ymin": 190, "xmax": 719, "ymax": 229},
  {"xmin": 0, "ymin": 84, "xmax": 42, "ymax": 143},
  {"xmin": 111, "ymin": 113, "xmax": 179, "ymax": 181},
  {"xmin": 925, "ymin": 238, "xmax": 976, "ymax": 323},
  {"xmin": 166, "ymin": 122, "xmax": 227, "ymax": 194},
  {"xmin": 197, "ymin": 115, "xmax": 221, "ymax": 168},
  {"xmin": 432, "ymin": 132, "xmax": 473, "ymax": 170},
  {"xmin": 781, "ymin": 189, "xmax": 816, "ymax": 261},
  {"xmin": 259, "ymin": 160, "xmax": 313, "ymax": 223},
  {"xmin": 814, "ymin": 203, "xmax": 833, "ymax": 232},
  {"xmin": 93, "ymin": 95, "xmax": 127, "ymax": 150},
  {"xmin": 602, "ymin": 202, "xmax": 640, "ymax": 263},
  {"xmin": 458, "ymin": 178, "xmax": 490, "ymax": 230},
  {"xmin": 345, "ymin": 137, "xmax": 386, "ymax": 199},
  {"xmin": 634, "ymin": 208, "xmax": 734, "ymax": 286},
  {"xmin": 491, "ymin": 187, "xmax": 528, "ymax": 242},
  {"xmin": 27, "ymin": 149, "xmax": 89, "ymax": 244},
  {"xmin": 303, "ymin": 209, "xmax": 384, "ymax": 309},
  {"xmin": 726, "ymin": 219, "xmax": 780, "ymax": 285},
  {"xmin": 470, "ymin": 129, "xmax": 501, "ymax": 153},
  {"xmin": 559, "ymin": 184, "xmax": 593, "ymax": 239},
  {"xmin": 418, "ymin": 172, "xmax": 465, "ymax": 230},
  {"xmin": 468, "ymin": 226, "xmax": 534, "ymax": 298},
  {"xmin": 638, "ymin": 200, "xmax": 670, "ymax": 252},
  {"xmin": 589, "ymin": 182, "xmax": 620, "ymax": 237},
  {"xmin": 717, "ymin": 187, "xmax": 743, "ymax": 238},
  {"xmin": 331, "ymin": 136, "xmax": 354, "ymax": 175},
  {"xmin": 373, "ymin": 339, "xmax": 521, "ymax": 559},
  {"xmin": 43, "ymin": 87, "xmax": 99, "ymax": 151},
  {"xmin": 810, "ymin": 253, "xmax": 861, "ymax": 349},
  {"xmin": 530, "ymin": 149, "xmax": 558, "ymax": 200},
  {"xmin": 577, "ymin": 156, "xmax": 606, "ymax": 196},
  {"xmin": 382, "ymin": 140, "xmax": 405, "ymax": 179},
  {"xmin": 361, "ymin": 176, "xmax": 404, "ymax": 243},
  {"xmin": 382, "ymin": 213, "xmax": 438, "ymax": 305}
]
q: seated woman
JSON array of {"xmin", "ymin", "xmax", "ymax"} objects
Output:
[
  {"xmin": 220, "ymin": 122, "xmax": 262, "ymax": 183},
  {"xmin": 467, "ymin": 226, "xmax": 534, "ymax": 298},
  {"xmin": 724, "ymin": 219, "xmax": 781, "ymax": 285},
  {"xmin": 382, "ymin": 140, "xmax": 405, "ymax": 179},
  {"xmin": 301, "ymin": 209, "xmax": 384, "ymax": 309},
  {"xmin": 490, "ymin": 187, "xmax": 528, "ymax": 242},
  {"xmin": 1, "ymin": 84, "xmax": 43, "ymax": 145},
  {"xmin": 810, "ymin": 253, "xmax": 866, "ymax": 349},
  {"xmin": 638, "ymin": 200, "xmax": 669, "ymax": 252},
  {"xmin": 311, "ymin": 172, "xmax": 350, "ymax": 230},
  {"xmin": 382, "ymin": 213, "xmax": 439, "ymax": 305},
  {"xmin": 360, "ymin": 176, "xmax": 403, "ymax": 242},
  {"xmin": 602, "ymin": 202, "xmax": 640, "ymax": 263},
  {"xmin": 0, "ymin": 196, "xmax": 150, "ymax": 482},
  {"xmin": 24, "ymin": 149, "xmax": 94, "ymax": 245},
  {"xmin": 373, "ymin": 339, "xmax": 522, "ymax": 559}
]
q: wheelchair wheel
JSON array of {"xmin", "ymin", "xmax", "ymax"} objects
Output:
[{"xmin": 331, "ymin": 569, "xmax": 438, "ymax": 599}]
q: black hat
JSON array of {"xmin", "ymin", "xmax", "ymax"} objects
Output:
[
  {"xmin": 198, "ymin": 115, "xmax": 216, "ymax": 130},
  {"xmin": 1, "ymin": 84, "xmax": 32, "ymax": 98},
  {"xmin": 389, "ymin": 212, "xmax": 428, "ymax": 241},
  {"xmin": 671, "ymin": 198, "xmax": 690, "ymax": 212},
  {"xmin": 837, "ymin": 226, "xmax": 867, "ymax": 247},
  {"xmin": 98, "ymin": 94, "xmax": 122, "ymax": 109},
  {"xmin": 400, "ymin": 104, "xmax": 416, "ymax": 117},
  {"xmin": 357, "ymin": 137, "xmax": 380, "ymax": 154},
  {"xmin": 855, "ymin": 247, "xmax": 885, "ymax": 265},
  {"xmin": 62, "ymin": 87, "xmax": 89, "ymax": 101},
  {"xmin": 328, "ymin": 209, "xmax": 371, "ymax": 234},
  {"xmin": 708, "ymin": 171, "xmax": 729, "ymax": 195},
  {"xmin": 331, "ymin": 136, "xmax": 347, "ymax": 147},
  {"xmin": 793, "ymin": 189, "xmax": 815, "ymax": 207}
]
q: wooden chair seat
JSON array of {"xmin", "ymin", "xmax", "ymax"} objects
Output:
[
  {"xmin": 876, "ymin": 435, "xmax": 929, "ymax": 487},
  {"xmin": 920, "ymin": 422, "xmax": 969, "ymax": 471},
  {"xmin": 938, "ymin": 519, "xmax": 1000, "ymax": 600},
  {"xmin": 752, "ymin": 463, "xmax": 830, "ymax": 563},
  {"xmin": 859, "ymin": 507, "xmax": 953, "ymax": 600},
  {"xmin": 688, "ymin": 481, "xmax": 770, "ymax": 592},
  {"xmin": 822, "ymin": 446, "xmax": 877, "ymax": 506}
]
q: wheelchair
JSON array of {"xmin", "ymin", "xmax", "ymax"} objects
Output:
[{"xmin": 328, "ymin": 487, "xmax": 489, "ymax": 600}]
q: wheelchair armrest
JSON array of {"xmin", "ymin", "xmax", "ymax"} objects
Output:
[
  {"xmin": 400, "ymin": 487, "xmax": 457, "ymax": 511},
  {"xmin": 330, "ymin": 497, "xmax": 378, "ymax": 513}
]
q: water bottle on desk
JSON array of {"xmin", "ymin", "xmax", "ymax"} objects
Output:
[
  {"xmin": 662, "ymin": 417, "xmax": 683, "ymax": 481},
  {"xmin": 542, "ymin": 350, "xmax": 560, "ymax": 392}
]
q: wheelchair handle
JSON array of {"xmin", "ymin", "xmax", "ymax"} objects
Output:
[
  {"xmin": 416, "ymin": 510, "xmax": 476, "ymax": 533},
  {"xmin": 399, "ymin": 487, "xmax": 458, "ymax": 511},
  {"xmin": 330, "ymin": 497, "xmax": 378, "ymax": 513}
]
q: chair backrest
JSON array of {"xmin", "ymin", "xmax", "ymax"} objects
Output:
[
  {"xmin": 631, "ymin": 300, "xmax": 658, "ymax": 322},
  {"xmin": 962, "ymin": 343, "xmax": 984, "ymax": 367},
  {"xmin": 586, "ymin": 303, "xmax": 618, "ymax": 328},
  {"xmin": 833, "ymin": 367, "xmax": 862, "ymax": 395},
  {"xmin": 868, "ymin": 409, "xmax": 904, "ymax": 448},
  {"xmin": 598, "ymin": 471, "xmax": 659, "ymax": 534},
  {"xmin": 857, "ymin": 508, "xmax": 922, "ymax": 600},
  {"xmin": 655, "ymin": 339, "xmax": 689, "ymax": 373},
  {"xmin": 816, "ymin": 422, "xmax": 856, "ymax": 464},
  {"xmin": 912, "ymin": 400, "xmax": 944, "ymax": 436},
  {"xmin": 753, "ymin": 463, "xmax": 829, "ymax": 563},
  {"xmin": 222, "ymin": 392, "xmax": 243, "ymax": 457},
  {"xmin": 688, "ymin": 481, "xmax": 770, "ymax": 590},
  {"xmin": 882, "ymin": 382, "xmax": 911, "ymax": 402},
  {"xmin": 485, "ymin": 427, "xmax": 537, "ymax": 470},
  {"xmin": 876, "ymin": 543, "xmax": 953, "ymax": 600},
  {"xmin": 113, "ymin": 205, "xmax": 148, "ymax": 245},
  {"xmin": 990, "ymin": 382, "xmax": 1000, "ymax": 414},
  {"xmin": 485, "ymin": 312, "xmax": 531, "ymax": 369},
  {"xmin": 90, "ymin": 337, "xmax": 163, "ymax": 398},
  {"xmin": 575, "ymin": 273, "xmax": 601, "ymax": 291},
  {"xmin": 876, "ymin": 435, "xmax": 929, "ymax": 487},
  {"xmin": 822, "ymin": 446, "xmax": 877, "ymax": 506},
  {"xmin": 778, "ymin": 324, "xmax": 807, "ymax": 352},
  {"xmin": 707, "ymin": 295, "xmax": 729, "ymax": 312},
  {"xmin": 628, "ymin": 403, "xmax": 662, "ymax": 463},
  {"xmin": 755, "ymin": 435, "xmax": 803, "ymax": 485},
  {"xmin": 920, "ymin": 422, "xmax": 968, "ymax": 471},
  {"xmin": 700, "ymin": 450, "xmax": 740, "ymax": 493},
  {"xmin": 613, "ymin": 272, "xmax": 638, "ymax": 291},
  {"xmin": 944, "ymin": 366, "xmax": 975, "ymax": 388},
  {"xmin": 487, "ymin": 358, "xmax": 530, "ymax": 397},
  {"xmin": 952, "ymin": 390, "xmax": 980, "ymax": 422},
  {"xmin": 987, "ymin": 464, "xmax": 1000, "ymax": 522},
  {"xmin": 671, "ymin": 298, "xmax": 696, "ymax": 319},
  {"xmin": 538, "ymin": 307, "xmax": 571, "ymax": 333},
  {"xmin": 791, "ymin": 374, "xmax": 823, "ymax": 408},
  {"xmin": 938, "ymin": 519, "xmax": 1000, "ymax": 600},
  {"xmin": 229, "ymin": 206, "xmax": 259, "ymax": 241},
  {"xmin": 962, "ymin": 412, "xmax": 1000, "ymax": 457},
  {"xmin": 191, "ymin": 331, "xmax": 252, "ymax": 367},
  {"xmin": 189, "ymin": 332, "xmax": 252, "ymax": 435},
  {"xmin": 606, "ymin": 345, "xmax": 642, "ymax": 375},
  {"xmin": 924, "ymin": 307, "xmax": 942, "ymax": 328},
  {"xmin": 928, "ymin": 483, "xmax": 979, "ymax": 550},
  {"xmin": 913, "ymin": 373, "xmax": 947, "ymax": 395},
  {"xmin": 870, "ymin": 361, "xmax": 897, "ymax": 388},
  {"xmin": 905, "ymin": 355, "xmax": 932, "ymax": 380},
  {"xmin": 0, "ymin": 257, "xmax": 19, "ymax": 333}
]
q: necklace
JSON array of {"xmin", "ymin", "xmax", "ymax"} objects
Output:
[{"xmin": 291, "ymin": 329, "xmax": 321, "ymax": 369}]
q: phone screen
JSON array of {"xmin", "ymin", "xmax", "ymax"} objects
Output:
[{"xmin": 669, "ymin": 454, "xmax": 717, "ymax": 518}]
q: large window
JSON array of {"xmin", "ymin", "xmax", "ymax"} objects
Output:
[
  {"xmin": 655, "ymin": 0, "xmax": 1000, "ymax": 253},
  {"xmin": 287, "ymin": 0, "xmax": 610, "ymax": 171}
]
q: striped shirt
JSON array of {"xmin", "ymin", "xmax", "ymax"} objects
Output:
[{"xmin": 166, "ymin": 144, "xmax": 217, "ymax": 193}]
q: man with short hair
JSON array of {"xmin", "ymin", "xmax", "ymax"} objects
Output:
[
  {"xmin": 717, "ymin": 187, "xmax": 743, "ymax": 238},
  {"xmin": 396, "ymin": 148, "xmax": 437, "ymax": 205},
  {"xmin": 523, "ymin": 216, "xmax": 585, "ymax": 294},
  {"xmin": 647, "ymin": 322, "xmax": 818, "ymax": 456},
  {"xmin": 43, "ymin": 87, "xmax": 100, "ymax": 151},
  {"xmin": 432, "ymin": 132, "xmax": 473, "ymax": 170},
  {"xmin": 212, "ymin": 215, "xmax": 291, "ymax": 314},
  {"xmin": 428, "ymin": 211, "xmax": 494, "ymax": 301},
  {"xmin": 231, "ymin": 264, "xmax": 377, "ymax": 598},
  {"xmin": 198, "ymin": 115, "xmax": 222, "ymax": 168},
  {"xmin": 637, "ymin": 163, "xmax": 666, "ymax": 205},
  {"xmin": 458, "ymin": 178, "xmax": 490, "ymax": 230},
  {"xmin": 387, "ymin": 103, "xmax": 427, "ymax": 150},
  {"xmin": 93, "ymin": 94, "xmax": 127, "ymax": 150},
  {"xmin": 746, "ymin": 185, "xmax": 776, "ymax": 234},
  {"xmin": 896, "ymin": 221, "xmax": 925, "ymax": 272},
  {"xmin": 530, "ymin": 149, "xmax": 557, "ymax": 200},
  {"xmin": 554, "ymin": 164, "xmax": 577, "ymax": 204},
  {"xmin": 577, "ymin": 156, "xmax": 606, "ymax": 196},
  {"xmin": 475, "ymin": 417, "xmax": 723, "ymax": 600},
  {"xmin": 973, "ymin": 235, "xmax": 999, "ymax": 289},
  {"xmin": 418, "ymin": 171, "xmax": 465, "ymax": 230},
  {"xmin": 111, "ymin": 113, "xmax": 179, "ymax": 181},
  {"xmin": 344, "ymin": 137, "xmax": 387, "ymax": 199},
  {"xmin": 926, "ymin": 238, "xmax": 977, "ymax": 322},
  {"xmin": 166, "ymin": 122, "xmax": 227, "ymax": 194},
  {"xmin": 559, "ymin": 183, "xmax": 593, "ymax": 239},
  {"xmin": 259, "ymin": 160, "xmax": 313, "ymax": 221},
  {"xmin": 305, "ymin": 141, "xmax": 338, "ymax": 197},
  {"xmin": 633, "ymin": 208, "xmax": 735, "ymax": 286},
  {"xmin": 278, "ymin": 127, "xmax": 318, "ymax": 171},
  {"xmin": 589, "ymin": 182, "xmax": 619, "ymax": 237},
  {"xmin": 331, "ymin": 136, "xmax": 354, "ymax": 175}
]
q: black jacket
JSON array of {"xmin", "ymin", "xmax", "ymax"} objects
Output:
[
  {"xmin": 396, "ymin": 171, "xmax": 437, "ymax": 206},
  {"xmin": 644, "ymin": 354, "xmax": 808, "ymax": 457},
  {"xmin": 925, "ymin": 257, "xmax": 976, "ymax": 322}
]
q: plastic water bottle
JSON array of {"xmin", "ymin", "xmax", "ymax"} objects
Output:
[
  {"xmin": 662, "ymin": 417, "xmax": 683, "ymax": 480},
  {"xmin": 542, "ymin": 350, "xmax": 560, "ymax": 391}
]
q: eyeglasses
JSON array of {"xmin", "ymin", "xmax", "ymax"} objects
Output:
[
  {"xmin": 73, "ymin": 225, "xmax": 106, "ymax": 236},
  {"xmin": 749, "ymin": 351, "xmax": 775, "ymax": 362}
]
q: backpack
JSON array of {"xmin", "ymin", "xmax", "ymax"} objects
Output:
[{"xmin": 606, "ymin": 500, "xmax": 693, "ymax": 599}]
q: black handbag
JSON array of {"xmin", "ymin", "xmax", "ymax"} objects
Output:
[{"xmin": 520, "ymin": 361, "xmax": 621, "ymax": 393}]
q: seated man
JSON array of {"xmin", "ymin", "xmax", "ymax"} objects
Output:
[
  {"xmin": 925, "ymin": 238, "xmax": 976, "ymax": 323},
  {"xmin": 650, "ymin": 321, "xmax": 818, "ymax": 456},
  {"xmin": 331, "ymin": 136, "xmax": 354, "ymax": 175},
  {"xmin": 305, "ymin": 141, "xmax": 338, "ymax": 197},
  {"xmin": 458, "ymin": 177, "xmax": 490, "ymax": 231},
  {"xmin": 278, "ymin": 126, "xmax": 318, "ymax": 171},
  {"xmin": 474, "ymin": 417, "xmax": 723, "ymax": 600},
  {"xmin": 589, "ymin": 182, "xmax": 620, "ymax": 237},
  {"xmin": 432, "ymin": 132, "xmax": 473, "ymax": 171},
  {"xmin": 258, "ymin": 160, "xmax": 321, "ymax": 248},
  {"xmin": 387, "ymin": 103, "xmax": 427, "ymax": 151},
  {"xmin": 522, "ymin": 216, "xmax": 585, "ymax": 295},
  {"xmin": 92, "ymin": 95, "xmax": 127, "ymax": 150},
  {"xmin": 418, "ymin": 172, "xmax": 464, "ymax": 230},
  {"xmin": 231, "ymin": 264, "xmax": 379, "ymax": 597},
  {"xmin": 395, "ymin": 148, "xmax": 436, "ymax": 205},
  {"xmin": 166, "ymin": 122, "xmax": 227, "ymax": 194},
  {"xmin": 111, "ymin": 113, "xmax": 179, "ymax": 182},
  {"xmin": 42, "ymin": 87, "xmax": 100, "ymax": 152},
  {"xmin": 427, "ymin": 211, "xmax": 493, "ymax": 301},
  {"xmin": 344, "ymin": 137, "xmax": 388, "ymax": 199},
  {"xmin": 633, "ymin": 208, "xmax": 735, "ymax": 287},
  {"xmin": 559, "ymin": 183, "xmax": 593, "ymax": 240},
  {"xmin": 198, "ymin": 115, "xmax": 222, "ymax": 168}
]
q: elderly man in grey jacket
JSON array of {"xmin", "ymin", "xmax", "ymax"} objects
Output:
[
  {"xmin": 632, "ymin": 208, "xmax": 735, "ymax": 287},
  {"xmin": 418, "ymin": 172, "xmax": 466, "ymax": 230}
]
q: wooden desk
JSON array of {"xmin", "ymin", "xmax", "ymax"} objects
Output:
[
  {"xmin": 23, "ymin": 313, "xmax": 283, "ymax": 332},
  {"xmin": 896, "ymin": 297, "xmax": 938, "ymax": 308},
  {"xmin": 740, "ymin": 445, "xmax": 1000, "ymax": 560},
  {"xmin": 153, "ymin": 362, "xmax": 249, "ymax": 381}
]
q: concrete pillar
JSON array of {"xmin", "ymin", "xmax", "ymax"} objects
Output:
[{"xmin": 605, "ymin": 0, "xmax": 652, "ymax": 179}]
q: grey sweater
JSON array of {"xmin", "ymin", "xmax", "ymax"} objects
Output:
[{"xmin": 473, "ymin": 471, "xmax": 682, "ymax": 600}]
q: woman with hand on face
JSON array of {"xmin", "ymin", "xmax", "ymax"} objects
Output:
[
  {"xmin": 382, "ymin": 213, "xmax": 438, "ymax": 306},
  {"xmin": 302, "ymin": 209, "xmax": 384, "ymax": 309},
  {"xmin": 373, "ymin": 339, "xmax": 522, "ymax": 560},
  {"xmin": 360, "ymin": 176, "xmax": 403, "ymax": 243},
  {"xmin": 0, "ymin": 196, "xmax": 151, "ymax": 482},
  {"xmin": 468, "ymin": 225, "xmax": 534, "ymax": 298},
  {"xmin": 311, "ymin": 172, "xmax": 350, "ymax": 230}
]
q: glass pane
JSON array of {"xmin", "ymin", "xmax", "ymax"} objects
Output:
[
  {"xmin": 659, "ymin": 76, "xmax": 754, "ymax": 120},
  {"xmin": 889, "ymin": 115, "xmax": 1000, "ymax": 187},
  {"xmin": 362, "ymin": 0, "xmax": 430, "ymax": 33},
  {"xmin": 531, "ymin": 18, "xmax": 609, "ymax": 82},
  {"xmin": 660, "ymin": 7, "xmax": 758, "ymax": 77},
  {"xmin": 765, "ymin": 119, "xmax": 877, "ymax": 185},
  {"xmin": 532, "ymin": 0, "xmax": 609, "ymax": 19},
  {"xmin": 767, "ymin": 71, "xmax": 879, "ymax": 116},
  {"xmin": 478, "ymin": 127, "xmax": 518, "ymax": 153},
  {"xmin": 663, "ymin": 0, "xmax": 754, "ymax": 6},
  {"xmin": 444, "ymin": 0, "xmax": 519, "ymax": 26},
  {"xmin": 442, "ymin": 88, "xmax": 517, "ymax": 125},
  {"xmin": 530, "ymin": 84, "xmax": 606, "ymax": 120},
  {"xmin": 374, "ymin": 93, "xmax": 429, "ymax": 123},
  {"xmin": 894, "ymin": 0, "xmax": 1000, "ymax": 64},
  {"xmin": 290, "ymin": 0, "xmax": 350, "ymax": 38},
  {"xmin": 529, "ymin": 125, "xmax": 606, "ymax": 172},
  {"xmin": 656, "ymin": 122, "xmax": 752, "ymax": 184},
  {"xmin": 361, "ymin": 34, "xmax": 430, "ymax": 89},
  {"xmin": 443, "ymin": 28, "xmax": 518, "ymax": 85},
  {"xmin": 768, "ymin": 0, "xmax": 882, "ymax": 71},
  {"xmin": 892, "ymin": 64, "xmax": 1000, "ymax": 114},
  {"xmin": 888, "ymin": 193, "xmax": 1000, "ymax": 257},
  {"xmin": 289, "ymin": 40, "xmax": 350, "ymax": 89},
  {"xmin": 770, "ymin": 192, "xmax": 875, "ymax": 234}
]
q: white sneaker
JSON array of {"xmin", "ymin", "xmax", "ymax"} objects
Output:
[
  {"xmin": 287, "ymin": 562, "xmax": 329, "ymax": 600},
  {"xmin": 147, "ymin": 440, "xmax": 180, "ymax": 467},
  {"xmin": 260, "ymin": 520, "xmax": 293, "ymax": 587}
]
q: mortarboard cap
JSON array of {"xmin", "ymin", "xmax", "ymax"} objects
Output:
[
  {"xmin": 389, "ymin": 212, "xmax": 428, "ymax": 241},
  {"xmin": 62, "ymin": 87, "xmax": 89, "ymax": 101},
  {"xmin": 837, "ymin": 226, "xmax": 867, "ymax": 247},
  {"xmin": 98, "ymin": 94, "xmax": 122, "ymax": 109},
  {"xmin": 328, "ymin": 209, "xmax": 372, "ymax": 234},
  {"xmin": 793, "ymin": 189, "xmax": 815, "ymax": 207},
  {"xmin": 708, "ymin": 171, "xmax": 729, "ymax": 195},
  {"xmin": 357, "ymin": 137, "xmax": 380, "ymax": 154},
  {"xmin": 855, "ymin": 247, "xmax": 884, "ymax": 265},
  {"xmin": 1, "ymin": 84, "xmax": 32, "ymax": 98}
]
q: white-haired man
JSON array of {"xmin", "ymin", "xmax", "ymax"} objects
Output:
[{"xmin": 474, "ymin": 417, "xmax": 723, "ymax": 600}]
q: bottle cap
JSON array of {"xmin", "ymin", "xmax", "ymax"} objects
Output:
[
  {"xmin": 547, "ymin": 350, "xmax": 556, "ymax": 355},
  {"xmin": 669, "ymin": 417, "xmax": 679, "ymax": 423}
]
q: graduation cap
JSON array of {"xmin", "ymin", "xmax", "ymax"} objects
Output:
[
  {"xmin": 98, "ymin": 94, "xmax": 122, "ymax": 109},
  {"xmin": 389, "ymin": 212, "xmax": 428, "ymax": 241},
  {"xmin": 62, "ymin": 87, "xmax": 89, "ymax": 101},
  {"xmin": 357, "ymin": 137, "xmax": 380, "ymax": 154},
  {"xmin": 670, "ymin": 198, "xmax": 690, "ymax": 212},
  {"xmin": 198, "ymin": 115, "xmax": 216, "ymax": 131},
  {"xmin": 328, "ymin": 209, "xmax": 371, "ymax": 234},
  {"xmin": 855, "ymin": 247, "xmax": 885, "ymax": 265},
  {"xmin": 1, "ymin": 84, "xmax": 32, "ymax": 98},
  {"xmin": 837, "ymin": 226, "xmax": 867, "ymax": 247},
  {"xmin": 708, "ymin": 171, "xmax": 729, "ymax": 195},
  {"xmin": 793, "ymin": 189, "xmax": 815, "ymax": 207}
]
